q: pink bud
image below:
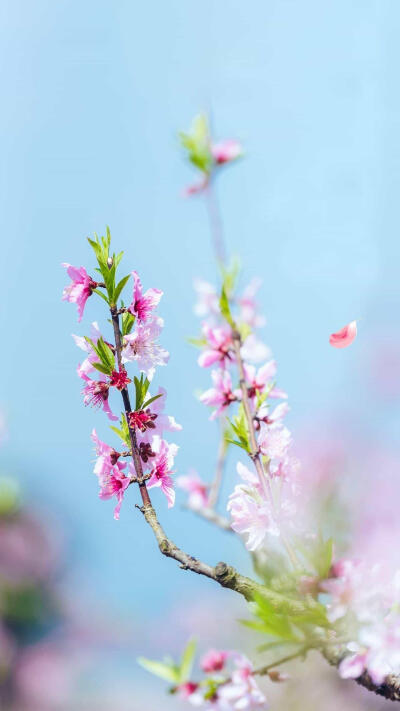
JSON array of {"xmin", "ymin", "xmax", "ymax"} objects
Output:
[{"xmin": 329, "ymin": 320, "xmax": 357, "ymax": 348}]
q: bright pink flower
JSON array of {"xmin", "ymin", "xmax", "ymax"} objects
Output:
[
  {"xmin": 329, "ymin": 320, "xmax": 357, "ymax": 348},
  {"xmin": 128, "ymin": 271, "xmax": 163, "ymax": 322},
  {"xmin": 109, "ymin": 369, "xmax": 131, "ymax": 391},
  {"xmin": 62, "ymin": 264, "xmax": 97, "ymax": 322},
  {"xmin": 177, "ymin": 681, "xmax": 199, "ymax": 699},
  {"xmin": 91, "ymin": 429, "xmax": 124, "ymax": 478},
  {"xmin": 97, "ymin": 464, "xmax": 130, "ymax": 520},
  {"xmin": 177, "ymin": 470, "xmax": 209, "ymax": 510},
  {"xmin": 128, "ymin": 409, "xmax": 157, "ymax": 433},
  {"xmin": 201, "ymin": 649, "xmax": 228, "ymax": 673},
  {"xmin": 198, "ymin": 325, "xmax": 233, "ymax": 368},
  {"xmin": 147, "ymin": 436, "xmax": 178, "ymax": 508},
  {"xmin": 121, "ymin": 317, "xmax": 169, "ymax": 380},
  {"xmin": 211, "ymin": 139, "xmax": 243, "ymax": 165},
  {"xmin": 80, "ymin": 373, "xmax": 118, "ymax": 421},
  {"xmin": 200, "ymin": 369, "xmax": 239, "ymax": 419}
]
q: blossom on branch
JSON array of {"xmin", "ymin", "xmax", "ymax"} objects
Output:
[
  {"xmin": 147, "ymin": 436, "xmax": 178, "ymax": 508},
  {"xmin": 128, "ymin": 271, "xmax": 163, "ymax": 323},
  {"xmin": 62, "ymin": 264, "xmax": 98, "ymax": 322},
  {"xmin": 122, "ymin": 317, "xmax": 169, "ymax": 380}
]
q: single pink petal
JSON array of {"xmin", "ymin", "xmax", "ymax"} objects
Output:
[{"xmin": 329, "ymin": 320, "xmax": 357, "ymax": 349}]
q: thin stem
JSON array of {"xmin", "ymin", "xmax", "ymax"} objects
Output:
[
  {"xmin": 110, "ymin": 306, "xmax": 151, "ymax": 507},
  {"xmin": 205, "ymin": 181, "xmax": 226, "ymax": 267},
  {"xmin": 254, "ymin": 648, "xmax": 308, "ymax": 676},
  {"xmin": 208, "ymin": 430, "xmax": 227, "ymax": 509},
  {"xmin": 184, "ymin": 504, "xmax": 232, "ymax": 532}
]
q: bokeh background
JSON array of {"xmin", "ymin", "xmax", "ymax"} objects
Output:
[{"xmin": 1, "ymin": 1, "xmax": 400, "ymax": 708}]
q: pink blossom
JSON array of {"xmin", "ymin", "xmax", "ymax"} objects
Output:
[
  {"xmin": 227, "ymin": 463, "xmax": 279, "ymax": 550},
  {"xmin": 121, "ymin": 317, "xmax": 169, "ymax": 380},
  {"xmin": 72, "ymin": 321, "xmax": 102, "ymax": 377},
  {"xmin": 211, "ymin": 139, "xmax": 243, "ymax": 165},
  {"xmin": 97, "ymin": 464, "xmax": 130, "ymax": 520},
  {"xmin": 147, "ymin": 436, "xmax": 178, "ymax": 508},
  {"xmin": 177, "ymin": 470, "xmax": 209, "ymax": 510},
  {"xmin": 129, "ymin": 271, "xmax": 163, "ymax": 322},
  {"xmin": 198, "ymin": 325, "xmax": 233, "ymax": 368},
  {"xmin": 200, "ymin": 369, "xmax": 239, "ymax": 419},
  {"xmin": 216, "ymin": 654, "xmax": 266, "ymax": 710},
  {"xmin": 139, "ymin": 387, "xmax": 182, "ymax": 445},
  {"xmin": 201, "ymin": 649, "xmax": 228, "ymax": 673},
  {"xmin": 258, "ymin": 423, "xmax": 292, "ymax": 462},
  {"xmin": 329, "ymin": 320, "xmax": 357, "ymax": 348},
  {"xmin": 193, "ymin": 278, "xmax": 219, "ymax": 318},
  {"xmin": 237, "ymin": 278, "xmax": 266, "ymax": 329},
  {"xmin": 177, "ymin": 682, "xmax": 199, "ymax": 699},
  {"xmin": 80, "ymin": 373, "xmax": 118, "ymax": 421},
  {"xmin": 255, "ymin": 401, "xmax": 289, "ymax": 430},
  {"xmin": 243, "ymin": 361, "xmax": 278, "ymax": 403},
  {"xmin": 91, "ymin": 429, "xmax": 125, "ymax": 478},
  {"xmin": 240, "ymin": 334, "xmax": 271, "ymax": 364},
  {"xmin": 62, "ymin": 264, "xmax": 97, "ymax": 322}
]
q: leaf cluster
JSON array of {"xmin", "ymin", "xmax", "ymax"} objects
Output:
[
  {"xmin": 179, "ymin": 114, "xmax": 213, "ymax": 175},
  {"xmin": 85, "ymin": 336, "xmax": 115, "ymax": 376},
  {"xmin": 138, "ymin": 639, "xmax": 197, "ymax": 688},
  {"xmin": 88, "ymin": 227, "xmax": 130, "ymax": 307}
]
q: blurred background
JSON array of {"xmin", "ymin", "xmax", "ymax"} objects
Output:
[{"xmin": 1, "ymin": 0, "xmax": 400, "ymax": 708}]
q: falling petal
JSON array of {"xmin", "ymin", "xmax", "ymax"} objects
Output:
[{"xmin": 329, "ymin": 320, "xmax": 357, "ymax": 349}]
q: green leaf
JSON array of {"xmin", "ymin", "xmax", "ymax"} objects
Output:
[
  {"xmin": 187, "ymin": 336, "xmax": 207, "ymax": 348},
  {"xmin": 114, "ymin": 275, "xmax": 131, "ymax": 304},
  {"xmin": 122, "ymin": 311, "xmax": 135, "ymax": 336},
  {"xmin": 134, "ymin": 374, "xmax": 150, "ymax": 411},
  {"xmin": 179, "ymin": 639, "xmax": 196, "ymax": 683},
  {"xmin": 93, "ymin": 288, "xmax": 109, "ymax": 304},
  {"xmin": 92, "ymin": 361, "xmax": 112, "ymax": 375},
  {"xmin": 137, "ymin": 657, "xmax": 181, "ymax": 684},
  {"xmin": 110, "ymin": 416, "xmax": 131, "ymax": 447},
  {"xmin": 179, "ymin": 114, "xmax": 213, "ymax": 174},
  {"xmin": 142, "ymin": 393, "xmax": 163, "ymax": 410},
  {"xmin": 219, "ymin": 286, "xmax": 236, "ymax": 329}
]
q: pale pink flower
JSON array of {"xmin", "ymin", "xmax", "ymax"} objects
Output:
[
  {"xmin": 139, "ymin": 387, "xmax": 182, "ymax": 445},
  {"xmin": 255, "ymin": 401, "xmax": 289, "ymax": 430},
  {"xmin": 121, "ymin": 317, "xmax": 169, "ymax": 380},
  {"xmin": 183, "ymin": 177, "xmax": 208, "ymax": 197},
  {"xmin": 91, "ymin": 429, "xmax": 125, "ymax": 478},
  {"xmin": 147, "ymin": 436, "xmax": 178, "ymax": 507},
  {"xmin": 329, "ymin": 320, "xmax": 357, "ymax": 348},
  {"xmin": 228, "ymin": 463, "xmax": 278, "ymax": 550},
  {"xmin": 201, "ymin": 649, "xmax": 229, "ymax": 673},
  {"xmin": 128, "ymin": 271, "xmax": 163, "ymax": 322},
  {"xmin": 198, "ymin": 325, "xmax": 233, "ymax": 368},
  {"xmin": 72, "ymin": 321, "xmax": 102, "ymax": 377},
  {"xmin": 97, "ymin": 464, "xmax": 130, "ymax": 520},
  {"xmin": 240, "ymin": 334, "xmax": 271, "ymax": 364},
  {"xmin": 211, "ymin": 139, "xmax": 243, "ymax": 165},
  {"xmin": 200, "ymin": 369, "xmax": 239, "ymax": 419},
  {"xmin": 177, "ymin": 470, "xmax": 209, "ymax": 510},
  {"xmin": 258, "ymin": 423, "xmax": 292, "ymax": 462},
  {"xmin": 80, "ymin": 373, "xmax": 118, "ymax": 421},
  {"xmin": 237, "ymin": 278, "xmax": 266, "ymax": 329},
  {"xmin": 193, "ymin": 278, "xmax": 219, "ymax": 318},
  {"xmin": 62, "ymin": 264, "xmax": 97, "ymax": 322},
  {"xmin": 216, "ymin": 654, "xmax": 266, "ymax": 710},
  {"xmin": 177, "ymin": 682, "xmax": 200, "ymax": 700}
]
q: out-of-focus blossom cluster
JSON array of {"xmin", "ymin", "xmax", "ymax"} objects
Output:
[
  {"xmin": 178, "ymin": 268, "xmax": 301, "ymax": 554},
  {"xmin": 179, "ymin": 114, "xmax": 243, "ymax": 197}
]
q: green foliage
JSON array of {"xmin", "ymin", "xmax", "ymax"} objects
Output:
[
  {"xmin": 220, "ymin": 256, "xmax": 240, "ymax": 298},
  {"xmin": 110, "ymin": 416, "xmax": 131, "ymax": 447},
  {"xmin": 132, "ymin": 374, "xmax": 161, "ymax": 412},
  {"xmin": 0, "ymin": 477, "xmax": 20, "ymax": 516},
  {"xmin": 121, "ymin": 310, "xmax": 135, "ymax": 336},
  {"xmin": 85, "ymin": 336, "xmax": 115, "ymax": 376},
  {"xmin": 138, "ymin": 639, "xmax": 197, "ymax": 688},
  {"xmin": 219, "ymin": 286, "xmax": 236, "ymax": 329},
  {"xmin": 88, "ymin": 227, "xmax": 130, "ymax": 307},
  {"xmin": 226, "ymin": 405, "xmax": 250, "ymax": 452},
  {"xmin": 179, "ymin": 114, "xmax": 213, "ymax": 174},
  {"xmin": 295, "ymin": 533, "xmax": 334, "ymax": 579},
  {"xmin": 187, "ymin": 336, "xmax": 208, "ymax": 348}
]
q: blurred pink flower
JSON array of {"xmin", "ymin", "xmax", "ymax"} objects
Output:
[
  {"xmin": 177, "ymin": 470, "xmax": 209, "ymax": 510},
  {"xmin": 198, "ymin": 325, "xmax": 233, "ymax": 368},
  {"xmin": 211, "ymin": 140, "xmax": 243, "ymax": 165},
  {"xmin": 147, "ymin": 436, "xmax": 178, "ymax": 508},
  {"xmin": 200, "ymin": 369, "xmax": 239, "ymax": 419},
  {"xmin": 201, "ymin": 649, "xmax": 228, "ymax": 672}
]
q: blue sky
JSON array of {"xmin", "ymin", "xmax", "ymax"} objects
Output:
[{"xmin": 1, "ymin": 0, "xmax": 400, "ymax": 626}]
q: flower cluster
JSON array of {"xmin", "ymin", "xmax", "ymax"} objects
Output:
[
  {"xmin": 63, "ymin": 231, "xmax": 181, "ymax": 519},
  {"xmin": 322, "ymin": 559, "xmax": 400, "ymax": 684},
  {"xmin": 179, "ymin": 267, "xmax": 300, "ymax": 553}
]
